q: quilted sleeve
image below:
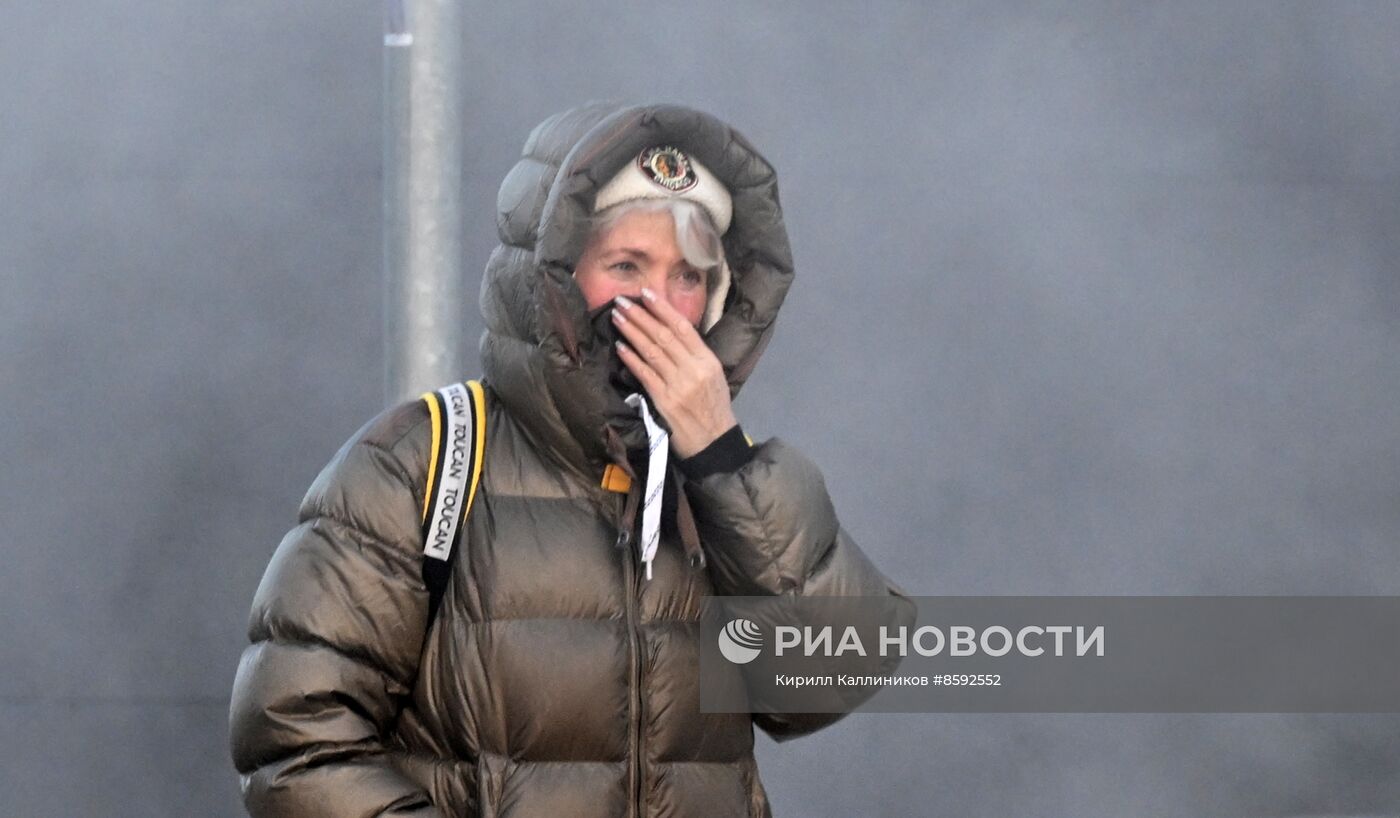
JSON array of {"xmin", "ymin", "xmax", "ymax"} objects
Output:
[
  {"xmin": 682, "ymin": 437, "xmax": 916, "ymax": 741},
  {"xmin": 228, "ymin": 403, "xmax": 445, "ymax": 817}
]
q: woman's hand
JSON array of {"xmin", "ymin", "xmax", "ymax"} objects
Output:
[{"xmin": 612, "ymin": 288, "xmax": 737, "ymax": 458}]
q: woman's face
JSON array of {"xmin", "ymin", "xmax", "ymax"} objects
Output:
[{"xmin": 573, "ymin": 208, "xmax": 708, "ymax": 328}]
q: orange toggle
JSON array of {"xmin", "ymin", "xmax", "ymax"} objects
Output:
[{"xmin": 601, "ymin": 463, "xmax": 632, "ymax": 493}]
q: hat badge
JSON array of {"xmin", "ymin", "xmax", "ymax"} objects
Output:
[{"xmin": 638, "ymin": 146, "xmax": 698, "ymax": 193}]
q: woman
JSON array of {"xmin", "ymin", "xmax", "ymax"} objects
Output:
[{"xmin": 230, "ymin": 102, "xmax": 911, "ymax": 817}]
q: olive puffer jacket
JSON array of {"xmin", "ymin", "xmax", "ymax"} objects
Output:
[{"xmin": 229, "ymin": 103, "xmax": 913, "ymax": 818}]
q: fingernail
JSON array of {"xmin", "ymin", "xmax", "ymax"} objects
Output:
[
  {"xmin": 615, "ymin": 295, "xmax": 635, "ymax": 310},
  {"xmin": 640, "ymin": 288, "xmax": 657, "ymax": 302},
  {"xmin": 616, "ymin": 341, "xmax": 630, "ymax": 353},
  {"xmin": 611, "ymin": 308, "xmax": 627, "ymax": 324}
]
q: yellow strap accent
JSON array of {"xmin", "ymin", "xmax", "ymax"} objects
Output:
[
  {"xmin": 601, "ymin": 463, "xmax": 632, "ymax": 493},
  {"xmin": 464, "ymin": 380, "xmax": 487, "ymax": 515},
  {"xmin": 744, "ymin": 432, "xmax": 754, "ymax": 447},
  {"xmin": 420, "ymin": 381, "xmax": 487, "ymax": 524},
  {"xmin": 420, "ymin": 391, "xmax": 442, "ymax": 523}
]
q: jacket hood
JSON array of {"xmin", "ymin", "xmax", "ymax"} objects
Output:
[{"xmin": 480, "ymin": 102, "xmax": 794, "ymax": 480}]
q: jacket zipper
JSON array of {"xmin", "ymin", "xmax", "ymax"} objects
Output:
[{"xmin": 615, "ymin": 495, "xmax": 645, "ymax": 818}]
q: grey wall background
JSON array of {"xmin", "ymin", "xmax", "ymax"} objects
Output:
[{"xmin": 2, "ymin": 2, "xmax": 1397, "ymax": 815}]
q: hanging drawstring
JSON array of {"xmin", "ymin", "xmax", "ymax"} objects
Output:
[
  {"xmin": 604, "ymin": 426, "xmax": 640, "ymax": 548},
  {"xmin": 669, "ymin": 463, "xmax": 705, "ymax": 569},
  {"xmin": 618, "ymin": 476, "xmax": 642, "ymax": 552},
  {"xmin": 608, "ymin": 397, "xmax": 709, "ymax": 579}
]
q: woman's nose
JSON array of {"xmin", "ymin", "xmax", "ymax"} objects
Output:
[{"xmin": 618, "ymin": 276, "xmax": 656, "ymax": 303}]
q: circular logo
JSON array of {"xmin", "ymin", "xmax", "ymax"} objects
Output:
[
  {"xmin": 638, "ymin": 146, "xmax": 698, "ymax": 193},
  {"xmin": 718, "ymin": 618, "xmax": 764, "ymax": 664}
]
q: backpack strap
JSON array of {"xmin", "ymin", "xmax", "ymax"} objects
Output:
[{"xmin": 418, "ymin": 380, "xmax": 486, "ymax": 625}]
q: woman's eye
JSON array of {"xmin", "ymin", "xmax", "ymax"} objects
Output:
[
  {"xmin": 679, "ymin": 268, "xmax": 704, "ymax": 287},
  {"xmin": 610, "ymin": 260, "xmax": 638, "ymax": 273}
]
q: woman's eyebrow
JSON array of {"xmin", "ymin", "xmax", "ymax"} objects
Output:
[{"xmin": 604, "ymin": 247, "xmax": 652, "ymax": 261}]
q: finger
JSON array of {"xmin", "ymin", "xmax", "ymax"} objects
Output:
[
  {"xmin": 612, "ymin": 308, "xmax": 678, "ymax": 378},
  {"xmin": 639, "ymin": 287, "xmax": 709, "ymax": 357},
  {"xmin": 616, "ymin": 341, "xmax": 669, "ymax": 399},
  {"xmin": 616, "ymin": 295, "xmax": 689, "ymax": 366},
  {"xmin": 618, "ymin": 341, "xmax": 697, "ymax": 439}
]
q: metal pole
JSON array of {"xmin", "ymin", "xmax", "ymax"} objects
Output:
[{"xmin": 383, "ymin": 0, "xmax": 464, "ymax": 405}]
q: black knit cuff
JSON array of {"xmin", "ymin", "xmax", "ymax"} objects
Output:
[{"xmin": 678, "ymin": 424, "xmax": 753, "ymax": 480}]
